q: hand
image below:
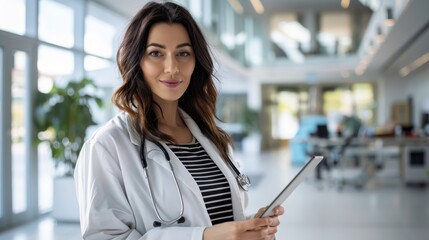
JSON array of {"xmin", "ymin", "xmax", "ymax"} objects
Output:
[
  {"xmin": 254, "ymin": 206, "xmax": 285, "ymax": 240},
  {"xmin": 203, "ymin": 217, "xmax": 273, "ymax": 240}
]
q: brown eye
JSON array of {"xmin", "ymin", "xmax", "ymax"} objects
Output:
[
  {"xmin": 177, "ymin": 51, "xmax": 190, "ymax": 57},
  {"xmin": 149, "ymin": 51, "xmax": 163, "ymax": 57}
]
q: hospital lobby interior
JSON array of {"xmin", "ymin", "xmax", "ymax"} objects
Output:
[{"xmin": 1, "ymin": 0, "xmax": 429, "ymax": 239}]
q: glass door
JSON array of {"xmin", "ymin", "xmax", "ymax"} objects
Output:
[{"xmin": 0, "ymin": 30, "xmax": 38, "ymax": 229}]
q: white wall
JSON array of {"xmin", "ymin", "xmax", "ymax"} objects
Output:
[{"xmin": 379, "ymin": 65, "xmax": 429, "ymax": 129}]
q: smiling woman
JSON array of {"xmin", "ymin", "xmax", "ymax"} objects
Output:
[
  {"xmin": 140, "ymin": 23, "xmax": 195, "ymax": 103},
  {"xmin": 74, "ymin": 1, "xmax": 283, "ymax": 240}
]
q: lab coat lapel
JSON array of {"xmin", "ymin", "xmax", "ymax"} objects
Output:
[
  {"xmin": 123, "ymin": 112, "xmax": 211, "ymax": 225},
  {"xmin": 180, "ymin": 110, "xmax": 246, "ymax": 221}
]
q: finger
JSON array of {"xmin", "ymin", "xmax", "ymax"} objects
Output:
[
  {"xmin": 254, "ymin": 207, "xmax": 267, "ymax": 218},
  {"xmin": 241, "ymin": 217, "xmax": 272, "ymax": 231},
  {"xmin": 272, "ymin": 206, "xmax": 284, "ymax": 216},
  {"xmin": 242, "ymin": 227, "xmax": 270, "ymax": 239},
  {"xmin": 267, "ymin": 226, "xmax": 278, "ymax": 235},
  {"xmin": 269, "ymin": 216, "xmax": 280, "ymax": 227}
]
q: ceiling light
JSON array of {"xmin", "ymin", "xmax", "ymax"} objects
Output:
[
  {"xmin": 368, "ymin": 40, "xmax": 376, "ymax": 55},
  {"xmin": 400, "ymin": 67, "xmax": 410, "ymax": 77},
  {"xmin": 411, "ymin": 53, "xmax": 429, "ymax": 69},
  {"xmin": 341, "ymin": 0, "xmax": 350, "ymax": 9},
  {"xmin": 376, "ymin": 26, "xmax": 384, "ymax": 43},
  {"xmin": 385, "ymin": 7, "xmax": 395, "ymax": 27},
  {"xmin": 228, "ymin": 0, "xmax": 244, "ymax": 14},
  {"xmin": 250, "ymin": 0, "xmax": 264, "ymax": 14},
  {"xmin": 399, "ymin": 52, "xmax": 429, "ymax": 77}
]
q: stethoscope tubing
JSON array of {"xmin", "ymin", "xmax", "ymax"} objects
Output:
[
  {"xmin": 140, "ymin": 135, "xmax": 186, "ymax": 227},
  {"xmin": 144, "ymin": 164, "xmax": 185, "ymax": 226},
  {"xmin": 139, "ymin": 135, "xmax": 251, "ymax": 226}
]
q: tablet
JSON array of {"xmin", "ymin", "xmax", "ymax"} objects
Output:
[{"xmin": 259, "ymin": 155, "xmax": 324, "ymax": 217}]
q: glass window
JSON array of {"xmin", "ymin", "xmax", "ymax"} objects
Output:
[
  {"xmin": 12, "ymin": 51, "xmax": 28, "ymax": 214},
  {"xmin": 38, "ymin": 44, "xmax": 74, "ymax": 78},
  {"xmin": 352, "ymin": 83, "xmax": 375, "ymax": 125},
  {"xmin": 270, "ymin": 13, "xmax": 308, "ymax": 62},
  {"xmin": 0, "ymin": 0, "xmax": 26, "ymax": 35},
  {"xmin": 84, "ymin": 16, "xmax": 116, "ymax": 58},
  {"xmin": 38, "ymin": 0, "xmax": 74, "ymax": 48},
  {"xmin": 323, "ymin": 87, "xmax": 353, "ymax": 114},
  {"xmin": 84, "ymin": 55, "xmax": 112, "ymax": 72},
  {"xmin": 38, "ymin": 141, "xmax": 54, "ymax": 212},
  {"xmin": 322, "ymin": 83, "xmax": 375, "ymax": 132},
  {"xmin": 272, "ymin": 90, "xmax": 300, "ymax": 139},
  {"xmin": 188, "ymin": 0, "xmax": 202, "ymax": 21},
  {"xmin": 318, "ymin": 12, "xmax": 352, "ymax": 56}
]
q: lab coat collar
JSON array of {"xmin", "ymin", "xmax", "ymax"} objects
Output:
[
  {"xmin": 123, "ymin": 112, "xmax": 141, "ymax": 146},
  {"xmin": 122, "ymin": 109, "xmax": 194, "ymax": 146}
]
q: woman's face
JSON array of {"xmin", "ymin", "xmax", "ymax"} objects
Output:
[{"xmin": 140, "ymin": 23, "xmax": 195, "ymax": 104}]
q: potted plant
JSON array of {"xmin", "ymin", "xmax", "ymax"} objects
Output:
[
  {"xmin": 34, "ymin": 77, "xmax": 103, "ymax": 221},
  {"xmin": 241, "ymin": 106, "xmax": 261, "ymax": 153}
]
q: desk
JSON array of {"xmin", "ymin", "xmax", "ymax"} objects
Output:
[{"xmin": 298, "ymin": 136, "xmax": 429, "ymax": 184}]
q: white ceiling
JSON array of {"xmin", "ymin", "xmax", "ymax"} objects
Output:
[
  {"xmin": 369, "ymin": 0, "xmax": 429, "ymax": 76},
  {"xmin": 92, "ymin": 0, "xmax": 148, "ymax": 18},
  {"xmin": 93, "ymin": 0, "xmax": 367, "ymax": 18},
  {"xmin": 91, "ymin": 0, "xmax": 429, "ymax": 82}
]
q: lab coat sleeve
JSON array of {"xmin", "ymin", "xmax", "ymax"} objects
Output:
[{"xmin": 74, "ymin": 140, "xmax": 206, "ymax": 240}]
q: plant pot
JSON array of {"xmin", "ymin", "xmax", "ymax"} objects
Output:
[{"xmin": 52, "ymin": 176, "xmax": 80, "ymax": 222}]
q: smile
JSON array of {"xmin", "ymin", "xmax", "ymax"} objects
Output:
[{"xmin": 160, "ymin": 80, "xmax": 182, "ymax": 88}]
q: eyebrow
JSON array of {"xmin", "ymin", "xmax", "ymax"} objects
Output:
[{"xmin": 146, "ymin": 43, "xmax": 192, "ymax": 49}]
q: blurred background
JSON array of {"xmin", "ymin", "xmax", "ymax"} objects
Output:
[{"xmin": 1, "ymin": 0, "xmax": 429, "ymax": 239}]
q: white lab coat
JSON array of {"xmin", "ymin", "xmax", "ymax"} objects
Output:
[{"xmin": 74, "ymin": 109, "xmax": 248, "ymax": 239}]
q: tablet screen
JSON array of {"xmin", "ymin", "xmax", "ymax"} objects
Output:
[{"xmin": 260, "ymin": 155, "xmax": 324, "ymax": 217}]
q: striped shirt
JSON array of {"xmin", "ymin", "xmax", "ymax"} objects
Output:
[{"xmin": 167, "ymin": 140, "xmax": 234, "ymax": 225}]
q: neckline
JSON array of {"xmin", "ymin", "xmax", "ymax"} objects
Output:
[{"xmin": 168, "ymin": 137, "xmax": 196, "ymax": 146}]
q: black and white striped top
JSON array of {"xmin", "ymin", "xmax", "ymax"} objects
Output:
[{"xmin": 167, "ymin": 140, "xmax": 234, "ymax": 225}]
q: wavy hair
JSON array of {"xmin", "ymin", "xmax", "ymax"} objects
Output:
[{"xmin": 112, "ymin": 1, "xmax": 233, "ymax": 161}]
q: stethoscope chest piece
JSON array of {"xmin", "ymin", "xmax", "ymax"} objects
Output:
[{"xmin": 237, "ymin": 173, "xmax": 251, "ymax": 191}]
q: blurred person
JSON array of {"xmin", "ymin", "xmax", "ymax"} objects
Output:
[
  {"xmin": 337, "ymin": 114, "xmax": 362, "ymax": 137},
  {"xmin": 74, "ymin": 1, "xmax": 283, "ymax": 240}
]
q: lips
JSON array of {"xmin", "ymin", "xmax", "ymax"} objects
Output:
[{"xmin": 160, "ymin": 79, "xmax": 182, "ymax": 88}]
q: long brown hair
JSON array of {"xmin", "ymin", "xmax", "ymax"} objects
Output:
[{"xmin": 112, "ymin": 1, "xmax": 233, "ymax": 161}]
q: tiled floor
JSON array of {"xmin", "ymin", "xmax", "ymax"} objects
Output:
[{"xmin": 1, "ymin": 148, "xmax": 428, "ymax": 240}]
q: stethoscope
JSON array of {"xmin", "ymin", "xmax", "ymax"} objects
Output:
[{"xmin": 139, "ymin": 136, "xmax": 251, "ymax": 227}]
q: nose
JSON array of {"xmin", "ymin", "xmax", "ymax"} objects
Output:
[{"xmin": 164, "ymin": 54, "xmax": 179, "ymax": 74}]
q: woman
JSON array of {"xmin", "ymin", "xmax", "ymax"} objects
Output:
[{"xmin": 74, "ymin": 1, "xmax": 284, "ymax": 239}]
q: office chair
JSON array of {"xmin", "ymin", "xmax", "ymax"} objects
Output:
[
  {"xmin": 331, "ymin": 135, "xmax": 387, "ymax": 191},
  {"xmin": 306, "ymin": 124, "xmax": 333, "ymax": 183},
  {"xmin": 327, "ymin": 135, "xmax": 360, "ymax": 190}
]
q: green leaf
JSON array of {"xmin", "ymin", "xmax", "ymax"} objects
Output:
[{"xmin": 33, "ymin": 77, "xmax": 104, "ymax": 175}]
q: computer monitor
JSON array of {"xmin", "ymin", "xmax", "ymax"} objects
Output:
[{"xmin": 315, "ymin": 124, "xmax": 329, "ymax": 138}]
